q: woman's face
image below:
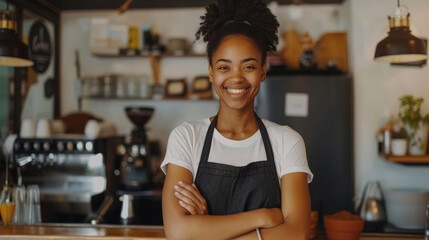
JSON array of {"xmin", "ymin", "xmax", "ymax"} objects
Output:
[{"xmin": 209, "ymin": 34, "xmax": 266, "ymax": 112}]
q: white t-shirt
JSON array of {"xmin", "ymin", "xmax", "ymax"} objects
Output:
[{"xmin": 161, "ymin": 118, "xmax": 313, "ymax": 183}]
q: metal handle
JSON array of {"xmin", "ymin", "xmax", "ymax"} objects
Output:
[
  {"xmin": 357, "ymin": 181, "xmax": 371, "ymax": 214},
  {"xmin": 90, "ymin": 195, "xmax": 114, "ymax": 225}
]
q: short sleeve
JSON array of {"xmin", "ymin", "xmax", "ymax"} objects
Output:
[
  {"xmin": 280, "ymin": 136, "xmax": 313, "ymax": 183},
  {"xmin": 160, "ymin": 126, "xmax": 194, "ymax": 176}
]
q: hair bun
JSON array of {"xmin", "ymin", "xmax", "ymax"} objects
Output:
[{"xmin": 196, "ymin": 0, "xmax": 279, "ymax": 52}]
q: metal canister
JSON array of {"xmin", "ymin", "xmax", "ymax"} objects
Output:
[{"xmin": 99, "ymin": 75, "xmax": 117, "ymax": 98}]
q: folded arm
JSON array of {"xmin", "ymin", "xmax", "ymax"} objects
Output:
[
  {"xmin": 258, "ymin": 172, "xmax": 311, "ymax": 239},
  {"xmin": 162, "ymin": 164, "xmax": 284, "ymax": 240},
  {"xmin": 217, "ymin": 173, "xmax": 311, "ymax": 240}
]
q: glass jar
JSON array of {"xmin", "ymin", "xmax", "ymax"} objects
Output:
[
  {"xmin": 116, "ymin": 75, "xmax": 127, "ymax": 98},
  {"xmin": 86, "ymin": 76, "xmax": 100, "ymax": 97},
  {"xmin": 126, "ymin": 75, "xmax": 139, "ymax": 98},
  {"xmin": 99, "ymin": 75, "xmax": 117, "ymax": 98},
  {"xmin": 137, "ymin": 74, "xmax": 151, "ymax": 99},
  {"xmin": 104, "ymin": 75, "xmax": 113, "ymax": 98},
  {"xmin": 0, "ymin": 185, "xmax": 15, "ymax": 226}
]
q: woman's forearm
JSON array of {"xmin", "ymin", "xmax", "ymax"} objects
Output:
[
  {"xmin": 164, "ymin": 208, "xmax": 281, "ymax": 240},
  {"xmin": 233, "ymin": 230, "xmax": 259, "ymax": 240},
  {"xmin": 259, "ymin": 220, "xmax": 309, "ymax": 240},
  {"xmin": 165, "ymin": 209, "xmax": 259, "ymax": 240},
  {"xmin": 233, "ymin": 221, "xmax": 309, "ymax": 240}
]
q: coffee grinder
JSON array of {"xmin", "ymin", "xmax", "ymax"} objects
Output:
[{"xmin": 117, "ymin": 107, "xmax": 155, "ymax": 191}]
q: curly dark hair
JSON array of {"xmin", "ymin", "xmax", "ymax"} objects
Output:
[{"xmin": 196, "ymin": 0, "xmax": 279, "ymax": 65}]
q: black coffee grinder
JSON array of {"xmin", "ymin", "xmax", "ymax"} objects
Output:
[
  {"xmin": 117, "ymin": 107, "xmax": 155, "ymax": 191},
  {"xmin": 93, "ymin": 107, "xmax": 162, "ymax": 226}
]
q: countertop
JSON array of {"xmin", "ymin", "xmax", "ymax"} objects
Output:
[
  {"xmin": 0, "ymin": 224, "xmax": 424, "ymax": 239},
  {"xmin": 0, "ymin": 224, "xmax": 165, "ymax": 239}
]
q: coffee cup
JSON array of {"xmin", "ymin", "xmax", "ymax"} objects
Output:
[
  {"xmin": 20, "ymin": 119, "xmax": 35, "ymax": 138},
  {"xmin": 391, "ymin": 138, "xmax": 407, "ymax": 156},
  {"xmin": 84, "ymin": 120, "xmax": 100, "ymax": 138},
  {"xmin": 36, "ymin": 119, "xmax": 51, "ymax": 138}
]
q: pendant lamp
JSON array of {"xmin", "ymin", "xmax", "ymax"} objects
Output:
[
  {"xmin": 0, "ymin": 1, "xmax": 33, "ymax": 67},
  {"xmin": 374, "ymin": 1, "xmax": 427, "ymax": 63}
]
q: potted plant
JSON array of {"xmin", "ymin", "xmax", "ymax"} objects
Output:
[{"xmin": 398, "ymin": 95, "xmax": 429, "ymax": 155}]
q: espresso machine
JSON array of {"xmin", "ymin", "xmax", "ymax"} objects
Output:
[{"xmin": 12, "ymin": 136, "xmax": 123, "ymax": 223}]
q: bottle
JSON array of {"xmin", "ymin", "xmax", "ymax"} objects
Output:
[
  {"xmin": 383, "ymin": 127, "xmax": 392, "ymax": 155},
  {"xmin": 377, "ymin": 132, "xmax": 384, "ymax": 155}
]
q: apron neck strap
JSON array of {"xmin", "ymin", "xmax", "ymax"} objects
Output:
[{"xmin": 199, "ymin": 113, "xmax": 275, "ymax": 164}]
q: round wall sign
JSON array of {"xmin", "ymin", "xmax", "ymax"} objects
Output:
[{"xmin": 29, "ymin": 21, "xmax": 52, "ymax": 73}]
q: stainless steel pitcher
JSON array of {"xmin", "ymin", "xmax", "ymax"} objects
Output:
[{"xmin": 120, "ymin": 194, "xmax": 134, "ymax": 225}]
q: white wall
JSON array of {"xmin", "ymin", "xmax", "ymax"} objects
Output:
[{"xmin": 349, "ymin": 0, "xmax": 429, "ymax": 199}]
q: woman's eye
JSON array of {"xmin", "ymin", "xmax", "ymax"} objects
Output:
[
  {"xmin": 244, "ymin": 65, "xmax": 256, "ymax": 70},
  {"xmin": 218, "ymin": 66, "xmax": 229, "ymax": 71}
]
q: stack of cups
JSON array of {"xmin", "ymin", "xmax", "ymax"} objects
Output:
[
  {"xmin": 21, "ymin": 119, "xmax": 51, "ymax": 138},
  {"xmin": 20, "ymin": 119, "xmax": 35, "ymax": 138},
  {"xmin": 36, "ymin": 119, "xmax": 50, "ymax": 138},
  {"xmin": 24, "ymin": 185, "xmax": 42, "ymax": 224},
  {"xmin": 12, "ymin": 185, "xmax": 26, "ymax": 224}
]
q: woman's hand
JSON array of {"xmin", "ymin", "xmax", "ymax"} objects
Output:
[
  {"xmin": 259, "ymin": 208, "xmax": 284, "ymax": 228},
  {"xmin": 174, "ymin": 181, "xmax": 209, "ymax": 215}
]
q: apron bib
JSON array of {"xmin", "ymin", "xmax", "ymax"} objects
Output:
[{"xmin": 194, "ymin": 114, "xmax": 281, "ymax": 215}]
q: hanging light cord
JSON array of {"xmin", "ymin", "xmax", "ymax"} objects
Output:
[{"xmin": 397, "ymin": 0, "xmax": 400, "ymax": 8}]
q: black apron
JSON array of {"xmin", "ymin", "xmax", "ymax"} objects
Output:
[{"xmin": 194, "ymin": 114, "xmax": 281, "ymax": 215}]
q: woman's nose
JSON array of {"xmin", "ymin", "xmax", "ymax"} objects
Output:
[{"xmin": 230, "ymin": 67, "xmax": 244, "ymax": 81}]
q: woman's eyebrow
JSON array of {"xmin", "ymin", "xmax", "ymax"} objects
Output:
[
  {"xmin": 241, "ymin": 58, "xmax": 258, "ymax": 63},
  {"xmin": 215, "ymin": 58, "xmax": 258, "ymax": 64},
  {"xmin": 215, "ymin": 59, "xmax": 231, "ymax": 64}
]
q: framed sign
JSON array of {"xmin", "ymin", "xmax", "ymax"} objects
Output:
[{"xmin": 29, "ymin": 21, "xmax": 52, "ymax": 73}]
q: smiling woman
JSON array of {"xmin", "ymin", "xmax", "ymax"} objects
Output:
[
  {"xmin": 209, "ymin": 35, "xmax": 265, "ymax": 113},
  {"xmin": 160, "ymin": 0, "xmax": 313, "ymax": 239}
]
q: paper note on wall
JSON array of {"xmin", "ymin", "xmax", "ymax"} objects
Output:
[{"xmin": 285, "ymin": 93, "xmax": 309, "ymax": 117}]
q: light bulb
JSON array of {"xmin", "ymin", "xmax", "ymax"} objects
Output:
[{"xmin": 390, "ymin": 5, "xmax": 409, "ymax": 19}]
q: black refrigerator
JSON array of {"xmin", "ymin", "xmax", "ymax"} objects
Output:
[{"xmin": 255, "ymin": 73, "xmax": 354, "ymax": 225}]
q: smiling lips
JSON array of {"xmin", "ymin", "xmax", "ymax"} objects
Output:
[{"xmin": 224, "ymin": 87, "xmax": 250, "ymax": 96}]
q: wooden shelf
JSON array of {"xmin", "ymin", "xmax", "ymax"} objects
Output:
[{"xmin": 386, "ymin": 155, "xmax": 429, "ymax": 164}]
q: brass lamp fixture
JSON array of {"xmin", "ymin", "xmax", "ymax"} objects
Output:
[
  {"xmin": 0, "ymin": 1, "xmax": 33, "ymax": 67},
  {"xmin": 374, "ymin": 0, "xmax": 427, "ymax": 63}
]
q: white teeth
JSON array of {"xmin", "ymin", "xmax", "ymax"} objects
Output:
[{"xmin": 226, "ymin": 88, "xmax": 246, "ymax": 94}]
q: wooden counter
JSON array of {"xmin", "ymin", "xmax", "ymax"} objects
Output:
[
  {"xmin": 0, "ymin": 224, "xmax": 423, "ymax": 239},
  {"xmin": 0, "ymin": 224, "xmax": 166, "ymax": 239}
]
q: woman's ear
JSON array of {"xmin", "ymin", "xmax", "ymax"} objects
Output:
[
  {"xmin": 261, "ymin": 62, "xmax": 267, "ymax": 82},
  {"xmin": 208, "ymin": 65, "xmax": 214, "ymax": 83}
]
